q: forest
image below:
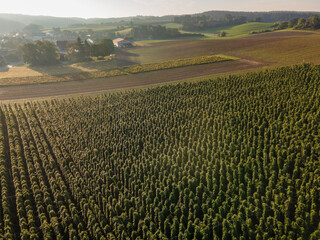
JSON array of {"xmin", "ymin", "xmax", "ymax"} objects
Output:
[
  {"xmin": 174, "ymin": 14, "xmax": 247, "ymax": 31},
  {"xmin": 276, "ymin": 15, "xmax": 320, "ymax": 30},
  {"xmin": 0, "ymin": 64, "xmax": 320, "ymax": 239},
  {"xmin": 129, "ymin": 25, "xmax": 203, "ymax": 40},
  {"xmin": 199, "ymin": 11, "xmax": 320, "ymax": 23}
]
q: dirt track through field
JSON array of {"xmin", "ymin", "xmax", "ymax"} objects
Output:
[{"xmin": 0, "ymin": 59, "xmax": 265, "ymax": 100}]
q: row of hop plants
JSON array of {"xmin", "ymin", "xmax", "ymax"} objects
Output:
[
  {"xmin": 22, "ymin": 105, "xmax": 96, "ymax": 239},
  {"xmin": 23, "ymin": 105, "xmax": 111, "ymax": 239},
  {"xmin": 4, "ymin": 105, "xmax": 41, "ymax": 239},
  {"xmin": 0, "ymin": 109, "xmax": 16, "ymax": 239},
  {"xmin": 2, "ymin": 103, "xmax": 94, "ymax": 239}
]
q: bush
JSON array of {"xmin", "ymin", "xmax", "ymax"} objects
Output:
[
  {"xmin": 0, "ymin": 56, "xmax": 7, "ymax": 67},
  {"xmin": 219, "ymin": 31, "xmax": 227, "ymax": 37},
  {"xmin": 5, "ymin": 51, "xmax": 22, "ymax": 63}
]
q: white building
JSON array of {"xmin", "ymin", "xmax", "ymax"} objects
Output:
[{"xmin": 113, "ymin": 38, "xmax": 132, "ymax": 48}]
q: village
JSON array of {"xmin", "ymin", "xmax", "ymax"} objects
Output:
[{"xmin": 0, "ymin": 24, "xmax": 133, "ymax": 69}]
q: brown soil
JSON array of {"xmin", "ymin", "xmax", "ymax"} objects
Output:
[{"xmin": 131, "ymin": 31, "xmax": 316, "ymax": 63}]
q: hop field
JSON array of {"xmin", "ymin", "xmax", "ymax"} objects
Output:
[{"xmin": 0, "ymin": 64, "xmax": 320, "ymax": 239}]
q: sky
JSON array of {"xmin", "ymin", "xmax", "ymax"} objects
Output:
[{"xmin": 1, "ymin": 0, "xmax": 320, "ymax": 18}]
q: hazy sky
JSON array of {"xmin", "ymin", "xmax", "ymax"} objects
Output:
[{"xmin": 2, "ymin": 0, "xmax": 320, "ymax": 18}]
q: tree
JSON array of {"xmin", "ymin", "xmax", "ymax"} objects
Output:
[
  {"xmin": 253, "ymin": 17, "xmax": 262, "ymax": 22},
  {"xmin": 219, "ymin": 31, "xmax": 227, "ymax": 37},
  {"xmin": 23, "ymin": 24, "xmax": 42, "ymax": 34},
  {"xmin": 65, "ymin": 37, "xmax": 90, "ymax": 62},
  {"xmin": 5, "ymin": 51, "xmax": 22, "ymax": 63},
  {"xmin": 20, "ymin": 40, "xmax": 59, "ymax": 66},
  {"xmin": 309, "ymin": 15, "xmax": 320, "ymax": 29},
  {"xmin": 295, "ymin": 18, "xmax": 307, "ymax": 29},
  {"xmin": 0, "ymin": 55, "xmax": 7, "ymax": 67},
  {"xmin": 277, "ymin": 21, "xmax": 289, "ymax": 30},
  {"xmin": 90, "ymin": 39, "xmax": 114, "ymax": 57},
  {"xmin": 288, "ymin": 18, "xmax": 298, "ymax": 28}
]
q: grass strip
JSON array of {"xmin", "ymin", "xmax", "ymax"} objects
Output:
[{"xmin": 124, "ymin": 55, "xmax": 236, "ymax": 74}]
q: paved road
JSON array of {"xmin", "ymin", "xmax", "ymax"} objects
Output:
[{"xmin": 0, "ymin": 59, "xmax": 265, "ymax": 101}]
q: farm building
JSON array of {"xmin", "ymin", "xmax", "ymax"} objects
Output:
[{"xmin": 113, "ymin": 38, "xmax": 132, "ymax": 48}]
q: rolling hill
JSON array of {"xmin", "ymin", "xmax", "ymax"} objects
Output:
[
  {"xmin": 0, "ymin": 10, "xmax": 319, "ymax": 34},
  {"xmin": 0, "ymin": 18, "xmax": 25, "ymax": 34}
]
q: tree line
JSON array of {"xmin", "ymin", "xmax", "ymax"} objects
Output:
[
  {"xmin": 195, "ymin": 11, "xmax": 320, "ymax": 23},
  {"xmin": 174, "ymin": 14, "xmax": 247, "ymax": 31},
  {"xmin": 129, "ymin": 25, "xmax": 203, "ymax": 40},
  {"xmin": 276, "ymin": 15, "xmax": 320, "ymax": 30}
]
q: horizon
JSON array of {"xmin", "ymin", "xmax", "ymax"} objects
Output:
[
  {"xmin": 1, "ymin": 0, "xmax": 320, "ymax": 19},
  {"xmin": 1, "ymin": 9, "xmax": 320, "ymax": 20}
]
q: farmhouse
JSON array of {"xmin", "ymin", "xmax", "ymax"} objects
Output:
[{"xmin": 113, "ymin": 38, "xmax": 132, "ymax": 48}]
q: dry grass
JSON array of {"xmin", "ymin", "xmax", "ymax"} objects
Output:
[
  {"xmin": 0, "ymin": 59, "xmax": 116, "ymax": 79},
  {"xmin": 124, "ymin": 55, "xmax": 235, "ymax": 73},
  {"xmin": 0, "ymin": 67, "xmax": 43, "ymax": 79}
]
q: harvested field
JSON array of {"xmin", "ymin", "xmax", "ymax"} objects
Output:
[
  {"xmin": 0, "ymin": 59, "xmax": 265, "ymax": 100},
  {"xmin": 127, "ymin": 31, "xmax": 320, "ymax": 65}
]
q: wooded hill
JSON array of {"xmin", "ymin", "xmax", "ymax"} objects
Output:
[{"xmin": 1, "ymin": 11, "xmax": 319, "ymax": 34}]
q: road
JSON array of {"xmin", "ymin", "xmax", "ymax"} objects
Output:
[{"xmin": 0, "ymin": 59, "xmax": 265, "ymax": 101}]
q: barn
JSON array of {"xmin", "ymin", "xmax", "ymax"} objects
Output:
[{"xmin": 113, "ymin": 38, "xmax": 133, "ymax": 48}]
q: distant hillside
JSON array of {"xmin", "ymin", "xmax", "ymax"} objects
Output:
[
  {"xmin": 0, "ymin": 11, "xmax": 319, "ymax": 34},
  {"xmin": 198, "ymin": 11, "xmax": 320, "ymax": 22},
  {"xmin": 0, "ymin": 14, "xmax": 173, "ymax": 29},
  {"xmin": 0, "ymin": 14, "xmax": 87, "ymax": 28},
  {"xmin": 0, "ymin": 18, "xmax": 25, "ymax": 34},
  {"xmin": 86, "ymin": 15, "xmax": 174, "ymax": 24}
]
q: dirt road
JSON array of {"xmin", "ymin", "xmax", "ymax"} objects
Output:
[{"xmin": 0, "ymin": 59, "xmax": 265, "ymax": 101}]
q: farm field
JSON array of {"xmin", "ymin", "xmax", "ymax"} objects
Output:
[
  {"xmin": 0, "ymin": 64, "xmax": 320, "ymax": 239},
  {"xmin": 0, "ymin": 58, "xmax": 117, "ymax": 80},
  {"xmin": 0, "ymin": 30, "xmax": 320, "ymax": 99},
  {"xmin": 60, "ymin": 25, "xmax": 117, "ymax": 32},
  {"xmin": 0, "ymin": 55, "xmax": 232, "ymax": 86},
  {"xmin": 139, "ymin": 22, "xmax": 275, "ymax": 43},
  {"xmin": 127, "ymin": 30, "xmax": 320, "ymax": 65},
  {"xmin": 0, "ymin": 59, "xmax": 263, "ymax": 100},
  {"xmin": 182, "ymin": 22, "xmax": 276, "ymax": 38}
]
